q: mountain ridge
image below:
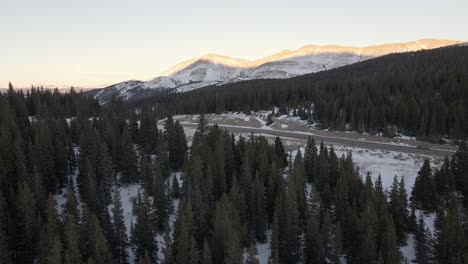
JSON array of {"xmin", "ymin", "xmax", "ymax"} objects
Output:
[{"xmin": 94, "ymin": 39, "xmax": 462, "ymax": 103}]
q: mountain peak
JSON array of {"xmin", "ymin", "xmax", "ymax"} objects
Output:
[{"xmin": 96, "ymin": 38, "xmax": 462, "ymax": 103}]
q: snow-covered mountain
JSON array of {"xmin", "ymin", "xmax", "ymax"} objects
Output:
[{"xmin": 95, "ymin": 39, "xmax": 461, "ymax": 102}]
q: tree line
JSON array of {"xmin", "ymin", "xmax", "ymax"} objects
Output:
[
  {"xmin": 131, "ymin": 46, "xmax": 468, "ymax": 141},
  {"xmin": 2, "ymin": 86, "xmax": 468, "ymax": 263}
]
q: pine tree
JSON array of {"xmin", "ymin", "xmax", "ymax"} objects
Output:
[
  {"xmin": 0, "ymin": 228, "xmax": 11, "ymax": 264},
  {"xmin": 434, "ymin": 157, "xmax": 454, "ymax": 199},
  {"xmin": 189, "ymin": 236, "xmax": 200, "ymax": 264},
  {"xmin": 34, "ymin": 123, "xmax": 57, "ymax": 193},
  {"xmin": 16, "ymin": 182, "xmax": 39, "ymax": 263},
  {"xmin": 196, "ymin": 114, "xmax": 208, "ymax": 136},
  {"xmin": 277, "ymin": 186, "xmax": 301, "ymax": 264},
  {"xmin": 64, "ymin": 184, "xmax": 79, "ymax": 221},
  {"xmin": 304, "ymin": 136, "xmax": 317, "ymax": 183},
  {"xmin": 81, "ymin": 209, "xmax": 113, "ymax": 264},
  {"xmin": 246, "ymin": 241, "xmax": 259, "ymax": 264},
  {"xmin": 274, "ymin": 137, "xmax": 287, "ymax": 167},
  {"xmin": 119, "ymin": 127, "xmax": 139, "ymax": 184},
  {"xmin": 451, "ymin": 141, "xmax": 468, "ymax": 205},
  {"xmin": 304, "ymin": 212, "xmax": 324, "ymax": 264},
  {"xmin": 112, "ymin": 188, "xmax": 129, "ymax": 264},
  {"xmin": 389, "ymin": 175, "xmax": 408, "ymax": 244},
  {"xmin": 153, "ymin": 162, "xmax": 169, "ymax": 232},
  {"xmin": 139, "ymin": 108, "xmax": 158, "ymax": 154},
  {"xmin": 131, "ymin": 192, "xmax": 157, "ymax": 262},
  {"xmin": 252, "ymin": 174, "xmax": 266, "ymax": 242},
  {"xmin": 398, "ymin": 176, "xmax": 409, "ymax": 232},
  {"xmin": 167, "ymin": 118, "xmax": 187, "ymax": 170},
  {"xmin": 212, "ymin": 195, "xmax": 242, "ymax": 264},
  {"xmin": 201, "ymin": 239, "xmax": 212, "ymax": 264},
  {"xmin": 411, "ymin": 160, "xmax": 437, "ymax": 211},
  {"xmin": 0, "ymin": 193, "xmax": 11, "ymax": 264},
  {"xmin": 414, "ymin": 214, "xmax": 432, "ymax": 264},
  {"xmin": 64, "ymin": 214, "xmax": 82, "ymax": 264},
  {"xmin": 162, "ymin": 221, "xmax": 173, "ymax": 264},
  {"xmin": 174, "ymin": 207, "xmax": 190, "ymax": 264},
  {"xmin": 172, "ymin": 176, "xmax": 180, "ymax": 199},
  {"xmin": 39, "ymin": 195, "xmax": 61, "ymax": 264},
  {"xmin": 380, "ymin": 214, "xmax": 402, "ymax": 264},
  {"xmin": 435, "ymin": 199, "xmax": 467, "ymax": 263},
  {"xmin": 137, "ymin": 250, "xmax": 153, "ymax": 264},
  {"xmin": 270, "ymin": 211, "xmax": 280, "ymax": 264},
  {"xmin": 46, "ymin": 236, "xmax": 63, "ymax": 264}
]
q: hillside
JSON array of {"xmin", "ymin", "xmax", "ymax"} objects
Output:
[
  {"xmin": 94, "ymin": 39, "xmax": 460, "ymax": 103},
  {"xmin": 133, "ymin": 45, "xmax": 468, "ymax": 140}
]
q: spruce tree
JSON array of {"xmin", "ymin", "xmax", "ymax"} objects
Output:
[
  {"xmin": 16, "ymin": 182, "xmax": 39, "ymax": 263},
  {"xmin": 0, "ymin": 193, "xmax": 11, "ymax": 264},
  {"xmin": 411, "ymin": 159, "xmax": 437, "ymax": 211},
  {"xmin": 81, "ymin": 209, "xmax": 113, "ymax": 264},
  {"xmin": 245, "ymin": 241, "xmax": 259, "ymax": 264},
  {"xmin": 414, "ymin": 214, "xmax": 433, "ymax": 264},
  {"xmin": 139, "ymin": 108, "xmax": 158, "ymax": 154},
  {"xmin": 0, "ymin": 228, "xmax": 11, "ymax": 264},
  {"xmin": 111, "ymin": 188, "xmax": 129, "ymax": 264},
  {"xmin": 172, "ymin": 176, "xmax": 180, "ymax": 199},
  {"xmin": 119, "ymin": 127, "xmax": 139, "ymax": 184},
  {"xmin": 131, "ymin": 192, "xmax": 157, "ymax": 262},
  {"xmin": 435, "ymin": 199, "xmax": 467, "ymax": 263},
  {"xmin": 64, "ymin": 214, "xmax": 82, "ymax": 264},
  {"xmin": 451, "ymin": 141, "xmax": 468, "ymax": 205},
  {"xmin": 140, "ymin": 156, "xmax": 153, "ymax": 195},
  {"xmin": 153, "ymin": 162, "xmax": 169, "ymax": 232},
  {"xmin": 162, "ymin": 221, "xmax": 173, "ymax": 264},
  {"xmin": 201, "ymin": 239, "xmax": 212, "ymax": 264},
  {"xmin": 274, "ymin": 137, "xmax": 287, "ymax": 167}
]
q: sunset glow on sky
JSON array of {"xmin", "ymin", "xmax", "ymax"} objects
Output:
[{"xmin": 1, "ymin": 0, "xmax": 467, "ymax": 88}]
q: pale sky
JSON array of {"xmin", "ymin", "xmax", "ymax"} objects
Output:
[{"xmin": 1, "ymin": 0, "xmax": 467, "ymax": 88}]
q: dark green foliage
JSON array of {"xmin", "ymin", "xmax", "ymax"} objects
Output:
[
  {"xmin": 34, "ymin": 123, "xmax": 58, "ymax": 193},
  {"xmin": 64, "ymin": 214, "xmax": 82, "ymax": 264},
  {"xmin": 389, "ymin": 175, "xmax": 410, "ymax": 244},
  {"xmin": 245, "ymin": 241, "xmax": 259, "ymax": 264},
  {"xmin": 165, "ymin": 117, "xmax": 187, "ymax": 170},
  {"xmin": 118, "ymin": 127, "xmax": 139, "ymax": 184},
  {"xmin": 274, "ymin": 137, "xmax": 287, "ymax": 167},
  {"xmin": 153, "ymin": 162, "xmax": 169, "ymax": 232},
  {"xmin": 201, "ymin": 239, "xmax": 212, "ymax": 264},
  {"xmin": 81, "ymin": 208, "xmax": 113, "ymax": 264},
  {"xmin": 172, "ymin": 176, "xmax": 180, "ymax": 199},
  {"xmin": 138, "ymin": 108, "xmax": 158, "ymax": 154},
  {"xmin": 131, "ymin": 192, "xmax": 157, "ymax": 262},
  {"xmin": 411, "ymin": 160, "xmax": 438, "ymax": 211},
  {"xmin": 111, "ymin": 188, "xmax": 129, "ymax": 264},
  {"xmin": 452, "ymin": 141, "xmax": 468, "ymax": 205},
  {"xmin": 435, "ymin": 199, "xmax": 468, "ymax": 263},
  {"xmin": 16, "ymin": 182, "xmax": 39, "ymax": 263},
  {"xmin": 2, "ymin": 86, "xmax": 468, "ymax": 264},
  {"xmin": 414, "ymin": 214, "xmax": 433, "ymax": 264}
]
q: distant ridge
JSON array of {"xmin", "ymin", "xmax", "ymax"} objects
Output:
[{"xmin": 94, "ymin": 39, "xmax": 461, "ymax": 103}]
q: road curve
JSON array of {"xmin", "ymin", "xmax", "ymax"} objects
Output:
[{"xmin": 180, "ymin": 122, "xmax": 455, "ymax": 158}]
